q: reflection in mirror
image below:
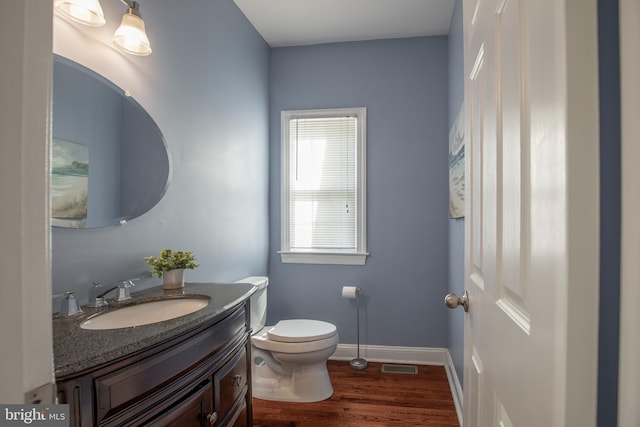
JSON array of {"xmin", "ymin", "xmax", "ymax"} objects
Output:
[{"xmin": 52, "ymin": 55, "xmax": 170, "ymax": 228}]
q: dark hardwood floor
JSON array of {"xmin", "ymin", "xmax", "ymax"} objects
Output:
[{"xmin": 252, "ymin": 361, "xmax": 460, "ymax": 427}]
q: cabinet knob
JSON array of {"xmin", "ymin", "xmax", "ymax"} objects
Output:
[
  {"xmin": 206, "ymin": 411, "xmax": 217, "ymax": 425},
  {"xmin": 232, "ymin": 375, "xmax": 242, "ymax": 386}
]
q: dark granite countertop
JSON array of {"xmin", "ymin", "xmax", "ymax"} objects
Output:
[{"xmin": 53, "ymin": 282, "xmax": 256, "ymax": 379}]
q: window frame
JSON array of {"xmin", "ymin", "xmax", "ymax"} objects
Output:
[{"xmin": 279, "ymin": 107, "xmax": 368, "ymax": 265}]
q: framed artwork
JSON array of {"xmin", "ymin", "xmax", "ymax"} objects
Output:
[
  {"xmin": 51, "ymin": 138, "xmax": 89, "ymax": 228},
  {"xmin": 449, "ymin": 104, "xmax": 465, "ymax": 219}
]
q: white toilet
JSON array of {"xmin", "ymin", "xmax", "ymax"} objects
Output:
[{"xmin": 235, "ymin": 276, "xmax": 339, "ymax": 402}]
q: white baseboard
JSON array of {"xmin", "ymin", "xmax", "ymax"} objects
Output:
[
  {"xmin": 331, "ymin": 344, "xmax": 463, "ymax": 426},
  {"xmin": 444, "ymin": 351, "xmax": 464, "ymax": 426},
  {"xmin": 331, "ymin": 344, "xmax": 449, "ymax": 365}
]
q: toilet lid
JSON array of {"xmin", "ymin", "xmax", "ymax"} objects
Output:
[{"xmin": 266, "ymin": 319, "xmax": 337, "ymax": 343}]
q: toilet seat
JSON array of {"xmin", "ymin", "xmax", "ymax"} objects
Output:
[
  {"xmin": 252, "ymin": 319, "xmax": 339, "ymax": 354},
  {"xmin": 267, "ymin": 319, "xmax": 337, "ymax": 343},
  {"xmin": 252, "ymin": 331, "xmax": 338, "ymax": 353}
]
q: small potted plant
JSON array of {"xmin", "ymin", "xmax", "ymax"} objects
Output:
[{"xmin": 144, "ymin": 249, "xmax": 199, "ymax": 289}]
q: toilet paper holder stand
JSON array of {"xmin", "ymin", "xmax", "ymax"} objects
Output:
[{"xmin": 343, "ymin": 286, "xmax": 367, "ymax": 370}]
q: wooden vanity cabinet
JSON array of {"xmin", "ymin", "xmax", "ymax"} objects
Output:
[{"xmin": 56, "ymin": 303, "xmax": 253, "ymax": 427}]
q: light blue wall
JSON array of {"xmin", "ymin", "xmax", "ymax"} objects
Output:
[
  {"xmin": 268, "ymin": 37, "xmax": 450, "ymax": 347},
  {"xmin": 52, "ymin": 0, "xmax": 269, "ymax": 302},
  {"xmin": 447, "ymin": 0, "xmax": 465, "ymax": 385}
]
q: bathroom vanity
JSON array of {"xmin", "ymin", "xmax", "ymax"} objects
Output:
[{"xmin": 53, "ymin": 282, "xmax": 256, "ymax": 427}]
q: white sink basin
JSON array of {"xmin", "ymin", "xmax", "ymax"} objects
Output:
[{"xmin": 80, "ymin": 298, "xmax": 210, "ymax": 330}]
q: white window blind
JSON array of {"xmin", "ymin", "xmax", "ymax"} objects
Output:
[
  {"xmin": 280, "ymin": 108, "xmax": 367, "ymax": 265},
  {"xmin": 289, "ymin": 116, "xmax": 356, "ymax": 250}
]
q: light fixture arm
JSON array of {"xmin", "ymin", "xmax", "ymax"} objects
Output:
[{"xmin": 120, "ymin": 0, "xmax": 142, "ymax": 18}]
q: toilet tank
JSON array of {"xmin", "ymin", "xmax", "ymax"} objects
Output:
[{"xmin": 234, "ymin": 276, "xmax": 268, "ymax": 334}]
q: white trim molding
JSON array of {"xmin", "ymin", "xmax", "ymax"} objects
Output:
[
  {"xmin": 445, "ymin": 351, "xmax": 464, "ymax": 425},
  {"xmin": 332, "ymin": 344, "xmax": 449, "ymax": 365},
  {"xmin": 279, "ymin": 251, "xmax": 368, "ymax": 265},
  {"xmin": 331, "ymin": 344, "xmax": 463, "ymax": 426},
  {"xmin": 619, "ymin": 0, "xmax": 640, "ymax": 424}
]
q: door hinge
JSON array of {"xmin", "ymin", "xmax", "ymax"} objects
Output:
[{"xmin": 25, "ymin": 382, "xmax": 55, "ymax": 404}]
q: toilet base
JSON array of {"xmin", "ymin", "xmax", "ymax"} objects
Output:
[{"xmin": 252, "ymin": 360, "xmax": 334, "ymax": 403}]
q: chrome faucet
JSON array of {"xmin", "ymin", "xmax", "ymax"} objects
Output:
[
  {"xmin": 59, "ymin": 291, "xmax": 83, "ymax": 316},
  {"xmin": 87, "ymin": 279, "xmax": 136, "ymax": 307}
]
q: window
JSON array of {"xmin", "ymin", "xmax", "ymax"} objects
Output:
[{"xmin": 280, "ymin": 108, "xmax": 367, "ymax": 265}]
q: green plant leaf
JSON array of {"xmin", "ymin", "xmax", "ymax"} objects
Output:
[{"xmin": 144, "ymin": 249, "xmax": 199, "ymax": 278}]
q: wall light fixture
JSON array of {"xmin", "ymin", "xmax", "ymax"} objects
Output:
[
  {"xmin": 112, "ymin": 0, "xmax": 152, "ymax": 56},
  {"xmin": 54, "ymin": 0, "xmax": 152, "ymax": 56},
  {"xmin": 54, "ymin": 0, "xmax": 106, "ymax": 27}
]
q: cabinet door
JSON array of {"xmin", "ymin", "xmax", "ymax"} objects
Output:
[
  {"xmin": 223, "ymin": 399, "xmax": 247, "ymax": 427},
  {"xmin": 230, "ymin": 400, "xmax": 247, "ymax": 427},
  {"xmin": 145, "ymin": 381, "xmax": 213, "ymax": 427},
  {"xmin": 214, "ymin": 347, "xmax": 248, "ymax": 425}
]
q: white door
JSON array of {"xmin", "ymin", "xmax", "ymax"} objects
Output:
[
  {"xmin": 455, "ymin": 0, "xmax": 600, "ymax": 425},
  {"xmin": 0, "ymin": 1, "xmax": 54, "ymax": 403}
]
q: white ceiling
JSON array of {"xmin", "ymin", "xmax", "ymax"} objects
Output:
[{"xmin": 233, "ymin": 0, "xmax": 456, "ymax": 48}]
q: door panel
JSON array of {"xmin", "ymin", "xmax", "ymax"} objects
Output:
[
  {"xmin": 496, "ymin": 0, "xmax": 530, "ymax": 332},
  {"xmin": 469, "ymin": 42, "xmax": 485, "ymax": 278},
  {"xmin": 467, "ymin": 349, "xmax": 484, "ymax": 427},
  {"xmin": 497, "ymin": 403, "xmax": 515, "ymax": 427}
]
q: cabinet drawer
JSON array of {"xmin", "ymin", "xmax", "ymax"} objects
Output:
[
  {"xmin": 95, "ymin": 308, "xmax": 245, "ymax": 425},
  {"xmin": 214, "ymin": 346, "xmax": 247, "ymax": 424}
]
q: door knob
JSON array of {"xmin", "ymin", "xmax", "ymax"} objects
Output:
[{"xmin": 445, "ymin": 290, "xmax": 469, "ymax": 312}]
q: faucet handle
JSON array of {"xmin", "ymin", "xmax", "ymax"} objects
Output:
[
  {"xmin": 119, "ymin": 278, "xmax": 139, "ymax": 288},
  {"xmin": 116, "ymin": 280, "xmax": 135, "ymax": 301},
  {"xmin": 60, "ymin": 291, "xmax": 83, "ymax": 317}
]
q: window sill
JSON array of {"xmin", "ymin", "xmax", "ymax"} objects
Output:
[{"xmin": 279, "ymin": 251, "xmax": 368, "ymax": 265}]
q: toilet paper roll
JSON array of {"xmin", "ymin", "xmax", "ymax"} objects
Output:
[{"xmin": 342, "ymin": 286, "xmax": 359, "ymax": 299}]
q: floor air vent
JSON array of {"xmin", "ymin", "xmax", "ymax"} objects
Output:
[{"xmin": 380, "ymin": 364, "xmax": 419, "ymax": 374}]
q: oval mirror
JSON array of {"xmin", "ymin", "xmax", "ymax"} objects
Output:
[{"xmin": 51, "ymin": 55, "xmax": 170, "ymax": 228}]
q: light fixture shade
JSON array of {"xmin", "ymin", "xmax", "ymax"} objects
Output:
[
  {"xmin": 112, "ymin": 12, "xmax": 152, "ymax": 56},
  {"xmin": 54, "ymin": 0, "xmax": 106, "ymax": 27}
]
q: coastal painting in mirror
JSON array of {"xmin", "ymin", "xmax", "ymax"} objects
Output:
[
  {"xmin": 51, "ymin": 138, "xmax": 89, "ymax": 228},
  {"xmin": 449, "ymin": 104, "xmax": 465, "ymax": 219}
]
